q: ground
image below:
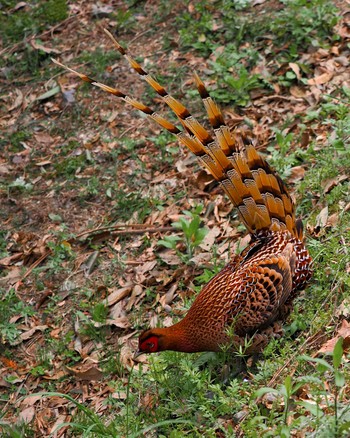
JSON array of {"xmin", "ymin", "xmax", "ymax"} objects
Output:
[{"xmin": 0, "ymin": 0, "xmax": 350, "ymax": 436}]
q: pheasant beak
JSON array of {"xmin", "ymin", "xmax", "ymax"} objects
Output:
[{"xmin": 133, "ymin": 349, "xmax": 144, "ymax": 360}]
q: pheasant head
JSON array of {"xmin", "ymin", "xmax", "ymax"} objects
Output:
[{"xmin": 137, "ymin": 326, "xmax": 199, "ymax": 354}]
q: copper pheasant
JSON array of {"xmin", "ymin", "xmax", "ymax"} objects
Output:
[{"xmin": 53, "ymin": 30, "xmax": 312, "ymax": 355}]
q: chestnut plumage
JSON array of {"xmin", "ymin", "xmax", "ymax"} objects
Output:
[{"xmin": 54, "ymin": 30, "xmax": 312, "ymax": 355}]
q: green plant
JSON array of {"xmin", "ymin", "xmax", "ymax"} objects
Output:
[
  {"xmin": 0, "ymin": 0, "xmax": 68, "ymax": 45},
  {"xmin": 266, "ymin": 128, "xmax": 308, "ymax": 178},
  {"xmin": 158, "ymin": 205, "xmax": 208, "ymax": 259},
  {"xmin": 269, "ymin": 0, "xmax": 339, "ymax": 49},
  {"xmin": 0, "ymin": 290, "xmax": 35, "ymax": 345},
  {"xmin": 246, "ymin": 337, "xmax": 349, "ymax": 436}
]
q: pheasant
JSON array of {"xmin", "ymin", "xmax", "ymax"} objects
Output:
[{"xmin": 53, "ymin": 30, "xmax": 312, "ymax": 355}]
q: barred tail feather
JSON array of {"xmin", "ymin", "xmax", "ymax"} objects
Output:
[{"xmin": 52, "ymin": 30, "xmax": 300, "ymax": 238}]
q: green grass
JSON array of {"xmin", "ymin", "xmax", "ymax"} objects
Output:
[{"xmin": 176, "ymin": 0, "xmax": 339, "ymax": 106}]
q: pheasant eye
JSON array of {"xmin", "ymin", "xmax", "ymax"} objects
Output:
[{"xmin": 147, "ymin": 342, "xmax": 154, "ymax": 349}]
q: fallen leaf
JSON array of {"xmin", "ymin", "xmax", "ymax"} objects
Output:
[
  {"xmin": 289, "ymin": 62, "xmax": 301, "ymax": 80},
  {"xmin": 0, "ymin": 164, "xmax": 11, "ymax": 175},
  {"xmin": 288, "ymin": 166, "xmax": 305, "ymax": 183},
  {"xmin": 18, "ymin": 407, "xmax": 35, "ymax": 424},
  {"xmin": 21, "ymin": 394, "xmax": 43, "ymax": 406},
  {"xmin": 335, "ymin": 299, "xmax": 350, "ymax": 318},
  {"xmin": 199, "ymin": 226, "xmax": 221, "ymax": 251},
  {"xmin": 308, "ymin": 72, "xmax": 333, "ymax": 85},
  {"xmin": 290, "ymin": 86, "xmax": 306, "ymax": 98},
  {"xmin": 317, "ymin": 320, "xmax": 350, "ymax": 355},
  {"xmin": 66, "ymin": 364, "xmax": 104, "ymax": 381},
  {"xmin": 107, "ymin": 285, "xmax": 133, "ymax": 306},
  {"xmin": 0, "ymin": 267, "xmax": 22, "ymax": 287},
  {"xmin": 0, "ymin": 253, "xmax": 24, "ymax": 267},
  {"xmin": 50, "ymin": 414, "xmax": 70, "ymax": 436},
  {"xmin": 157, "ymin": 249, "xmax": 181, "ymax": 266},
  {"xmin": 327, "ymin": 212, "xmax": 339, "ymax": 228},
  {"xmin": 12, "ymin": 325, "xmax": 48, "ymax": 345},
  {"xmin": 196, "ymin": 170, "xmax": 214, "ymax": 190},
  {"xmin": 322, "ymin": 175, "xmax": 348, "ymax": 194},
  {"xmin": 8, "ymin": 89, "xmax": 23, "ymax": 111},
  {"xmin": 159, "ymin": 283, "xmax": 177, "ymax": 308},
  {"xmin": 315, "ymin": 206, "xmax": 328, "ymax": 232}
]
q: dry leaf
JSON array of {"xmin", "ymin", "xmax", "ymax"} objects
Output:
[
  {"xmin": 289, "ymin": 166, "xmax": 305, "ymax": 183},
  {"xmin": 8, "ymin": 89, "xmax": 24, "ymax": 111},
  {"xmin": 289, "ymin": 62, "xmax": 301, "ymax": 80},
  {"xmin": 199, "ymin": 226, "xmax": 221, "ymax": 251},
  {"xmin": 317, "ymin": 320, "xmax": 350, "ymax": 355},
  {"xmin": 322, "ymin": 175, "xmax": 348, "ymax": 194},
  {"xmin": 327, "ymin": 212, "xmax": 339, "ymax": 228},
  {"xmin": 21, "ymin": 395, "xmax": 44, "ymax": 406},
  {"xmin": 50, "ymin": 414, "xmax": 70, "ymax": 436},
  {"xmin": 18, "ymin": 406, "xmax": 35, "ymax": 424},
  {"xmin": 22, "ymin": 325, "xmax": 48, "ymax": 340},
  {"xmin": 107, "ymin": 285, "xmax": 133, "ymax": 306},
  {"xmin": 157, "ymin": 249, "xmax": 181, "ymax": 266},
  {"xmin": 308, "ymin": 72, "xmax": 333, "ymax": 85},
  {"xmin": 335, "ymin": 299, "xmax": 350, "ymax": 318},
  {"xmin": 0, "ymin": 267, "xmax": 22, "ymax": 287},
  {"xmin": 315, "ymin": 206, "xmax": 328, "ymax": 232},
  {"xmin": 290, "ymin": 86, "xmax": 306, "ymax": 98},
  {"xmin": 66, "ymin": 364, "xmax": 104, "ymax": 381}
]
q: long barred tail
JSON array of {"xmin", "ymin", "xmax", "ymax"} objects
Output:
[{"xmin": 52, "ymin": 29, "xmax": 300, "ymax": 239}]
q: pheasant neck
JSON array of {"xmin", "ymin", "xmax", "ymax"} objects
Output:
[{"xmin": 154, "ymin": 320, "xmax": 199, "ymax": 353}]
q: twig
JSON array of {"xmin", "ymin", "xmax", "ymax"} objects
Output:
[
  {"xmin": 71, "ymin": 225, "xmax": 174, "ymax": 243},
  {"xmin": 21, "ymin": 250, "xmax": 52, "ymax": 281},
  {"xmin": 0, "ymin": 13, "xmax": 83, "ymax": 57}
]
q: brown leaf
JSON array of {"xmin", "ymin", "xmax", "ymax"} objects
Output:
[
  {"xmin": 315, "ymin": 206, "xmax": 328, "ymax": 232},
  {"xmin": 21, "ymin": 395, "xmax": 43, "ymax": 406},
  {"xmin": 0, "ymin": 267, "xmax": 22, "ymax": 287},
  {"xmin": 96, "ymin": 317, "xmax": 131, "ymax": 329},
  {"xmin": 322, "ymin": 175, "xmax": 348, "ymax": 194},
  {"xmin": 335, "ymin": 299, "xmax": 350, "ymax": 318},
  {"xmin": 289, "ymin": 62, "xmax": 301, "ymax": 80},
  {"xmin": 18, "ymin": 406, "xmax": 35, "ymax": 424},
  {"xmin": 0, "ymin": 164, "xmax": 11, "ymax": 175},
  {"xmin": 107, "ymin": 285, "xmax": 133, "ymax": 306},
  {"xmin": 308, "ymin": 72, "xmax": 333, "ymax": 85},
  {"xmin": 288, "ymin": 166, "xmax": 305, "ymax": 183},
  {"xmin": 50, "ymin": 414, "xmax": 70, "ymax": 436},
  {"xmin": 159, "ymin": 283, "xmax": 177, "ymax": 308},
  {"xmin": 290, "ymin": 86, "xmax": 306, "ymax": 98},
  {"xmin": 157, "ymin": 249, "xmax": 181, "ymax": 266},
  {"xmin": 135, "ymin": 260, "xmax": 157, "ymax": 276},
  {"xmin": 327, "ymin": 212, "xmax": 339, "ymax": 228},
  {"xmin": 8, "ymin": 89, "xmax": 24, "ymax": 111},
  {"xmin": 196, "ymin": 169, "xmax": 214, "ymax": 190},
  {"xmin": 13, "ymin": 325, "xmax": 48, "ymax": 345},
  {"xmin": 199, "ymin": 226, "xmax": 221, "ymax": 251},
  {"xmin": 0, "ymin": 253, "xmax": 24, "ymax": 267},
  {"xmin": 66, "ymin": 364, "xmax": 104, "ymax": 381},
  {"xmin": 34, "ymin": 132, "xmax": 54, "ymax": 145},
  {"xmin": 317, "ymin": 320, "xmax": 350, "ymax": 355}
]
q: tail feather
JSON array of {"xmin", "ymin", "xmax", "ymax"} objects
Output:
[{"xmin": 52, "ymin": 30, "xmax": 300, "ymax": 238}]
